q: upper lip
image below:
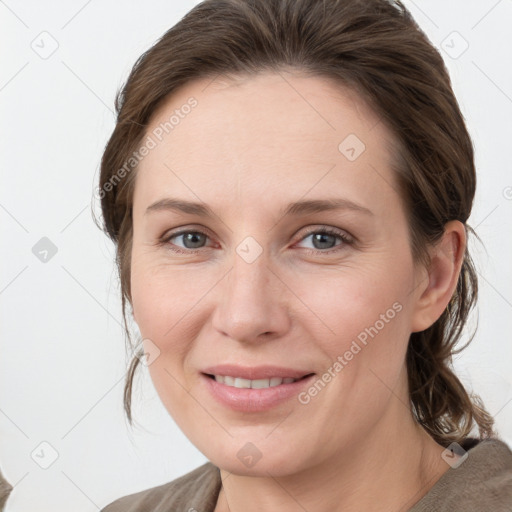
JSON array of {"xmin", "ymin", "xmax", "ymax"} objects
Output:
[{"xmin": 202, "ymin": 364, "xmax": 314, "ymax": 380}]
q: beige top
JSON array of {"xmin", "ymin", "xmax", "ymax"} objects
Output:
[
  {"xmin": 101, "ymin": 438, "xmax": 512, "ymax": 511},
  {"xmin": 0, "ymin": 468, "xmax": 13, "ymax": 512}
]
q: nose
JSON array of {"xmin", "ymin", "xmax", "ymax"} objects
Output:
[{"xmin": 211, "ymin": 249, "xmax": 291, "ymax": 344}]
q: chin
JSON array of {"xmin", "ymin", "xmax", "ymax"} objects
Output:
[{"xmin": 202, "ymin": 438, "xmax": 310, "ymax": 477}]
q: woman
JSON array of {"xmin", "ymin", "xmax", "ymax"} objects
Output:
[{"xmin": 97, "ymin": 0, "xmax": 512, "ymax": 510}]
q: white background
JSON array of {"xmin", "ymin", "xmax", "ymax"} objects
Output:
[{"xmin": 1, "ymin": 1, "xmax": 511, "ymax": 510}]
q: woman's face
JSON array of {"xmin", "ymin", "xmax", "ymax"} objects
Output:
[{"xmin": 130, "ymin": 71, "xmax": 427, "ymax": 476}]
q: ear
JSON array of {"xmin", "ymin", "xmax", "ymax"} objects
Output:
[{"xmin": 410, "ymin": 220, "xmax": 466, "ymax": 333}]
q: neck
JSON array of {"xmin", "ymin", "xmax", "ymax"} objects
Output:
[{"xmin": 215, "ymin": 396, "xmax": 449, "ymax": 512}]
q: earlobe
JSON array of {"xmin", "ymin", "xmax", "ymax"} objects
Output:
[{"xmin": 411, "ymin": 221, "xmax": 466, "ymax": 333}]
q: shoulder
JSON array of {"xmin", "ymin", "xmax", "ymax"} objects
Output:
[
  {"xmin": 0, "ymin": 468, "xmax": 13, "ymax": 512},
  {"xmin": 411, "ymin": 437, "xmax": 512, "ymax": 512},
  {"xmin": 100, "ymin": 462, "xmax": 221, "ymax": 512}
]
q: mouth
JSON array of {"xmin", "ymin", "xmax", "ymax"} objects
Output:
[
  {"xmin": 204, "ymin": 373, "xmax": 314, "ymax": 389},
  {"xmin": 200, "ymin": 366, "xmax": 316, "ymax": 412}
]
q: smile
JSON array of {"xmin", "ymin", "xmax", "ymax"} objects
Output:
[
  {"xmin": 201, "ymin": 370, "xmax": 316, "ymax": 412},
  {"xmin": 209, "ymin": 375, "xmax": 299, "ymax": 388}
]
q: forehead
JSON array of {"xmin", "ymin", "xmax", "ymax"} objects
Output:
[
  {"xmin": 146, "ymin": 70, "xmax": 387, "ymax": 147},
  {"xmin": 134, "ymin": 70, "xmax": 400, "ymax": 216}
]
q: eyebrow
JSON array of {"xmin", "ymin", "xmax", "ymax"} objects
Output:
[{"xmin": 145, "ymin": 197, "xmax": 373, "ymax": 218}]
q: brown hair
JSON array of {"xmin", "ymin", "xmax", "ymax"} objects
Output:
[{"xmin": 96, "ymin": 0, "xmax": 494, "ymax": 446}]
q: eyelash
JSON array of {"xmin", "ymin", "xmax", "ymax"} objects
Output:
[{"xmin": 159, "ymin": 226, "xmax": 353, "ymax": 256}]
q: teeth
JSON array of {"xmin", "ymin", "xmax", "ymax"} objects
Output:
[
  {"xmin": 234, "ymin": 377, "xmax": 251, "ymax": 388},
  {"xmin": 269, "ymin": 377, "xmax": 282, "ymax": 386},
  {"xmin": 213, "ymin": 375, "xmax": 299, "ymax": 388},
  {"xmin": 251, "ymin": 379, "xmax": 270, "ymax": 389},
  {"xmin": 224, "ymin": 376, "xmax": 235, "ymax": 386}
]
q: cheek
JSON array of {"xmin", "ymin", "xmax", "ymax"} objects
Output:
[
  {"xmin": 130, "ymin": 258, "xmax": 224, "ymax": 381},
  {"xmin": 287, "ymin": 267, "xmax": 414, "ymax": 450},
  {"xmin": 288, "ymin": 261, "xmax": 413, "ymax": 353},
  {"xmin": 288, "ymin": 256, "xmax": 415, "ymax": 414},
  {"xmin": 129, "ymin": 263, "xmax": 207, "ymax": 424},
  {"xmin": 131, "ymin": 256, "xmax": 202, "ymax": 340}
]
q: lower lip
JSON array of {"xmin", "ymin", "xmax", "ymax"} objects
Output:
[{"xmin": 201, "ymin": 373, "xmax": 315, "ymax": 412}]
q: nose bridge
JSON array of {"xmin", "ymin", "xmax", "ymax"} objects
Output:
[{"xmin": 212, "ymin": 241, "xmax": 289, "ymax": 342}]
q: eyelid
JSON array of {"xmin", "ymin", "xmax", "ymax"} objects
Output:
[
  {"xmin": 293, "ymin": 226, "xmax": 354, "ymax": 254},
  {"xmin": 295, "ymin": 225, "xmax": 354, "ymax": 243}
]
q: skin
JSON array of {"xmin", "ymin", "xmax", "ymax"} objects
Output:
[{"xmin": 129, "ymin": 70, "xmax": 466, "ymax": 512}]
